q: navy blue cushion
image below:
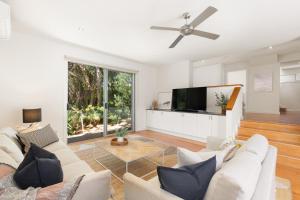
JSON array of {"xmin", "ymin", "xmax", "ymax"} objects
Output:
[
  {"xmin": 17, "ymin": 143, "xmax": 58, "ymax": 170},
  {"xmin": 14, "ymin": 144, "xmax": 63, "ymax": 189},
  {"xmin": 157, "ymin": 156, "xmax": 216, "ymax": 200}
]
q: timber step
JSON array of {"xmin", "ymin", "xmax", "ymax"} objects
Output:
[
  {"xmin": 238, "ymin": 127, "xmax": 300, "ymax": 146},
  {"xmin": 237, "ymin": 135, "xmax": 300, "ymax": 159},
  {"xmin": 239, "ymin": 120, "xmax": 300, "ymax": 198},
  {"xmin": 240, "ymin": 120, "xmax": 300, "ymax": 134}
]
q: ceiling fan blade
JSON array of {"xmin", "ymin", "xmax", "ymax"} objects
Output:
[
  {"xmin": 169, "ymin": 35, "xmax": 184, "ymax": 48},
  {"xmin": 192, "ymin": 30, "xmax": 220, "ymax": 40},
  {"xmin": 150, "ymin": 26, "xmax": 180, "ymax": 31},
  {"xmin": 190, "ymin": 6, "xmax": 217, "ymax": 28}
]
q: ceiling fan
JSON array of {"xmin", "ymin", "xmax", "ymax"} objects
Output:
[{"xmin": 150, "ymin": 6, "xmax": 220, "ymax": 48}]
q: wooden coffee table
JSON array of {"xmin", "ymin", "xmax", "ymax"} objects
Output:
[{"xmin": 93, "ymin": 136, "xmax": 165, "ymax": 182}]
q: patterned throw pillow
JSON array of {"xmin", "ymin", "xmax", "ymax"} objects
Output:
[{"xmin": 17, "ymin": 124, "xmax": 59, "ymax": 152}]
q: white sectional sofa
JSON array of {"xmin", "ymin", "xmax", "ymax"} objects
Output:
[
  {"xmin": 124, "ymin": 135, "xmax": 277, "ymax": 200},
  {"xmin": 0, "ymin": 127, "xmax": 112, "ymax": 200}
]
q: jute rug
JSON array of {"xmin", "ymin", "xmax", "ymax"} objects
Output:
[{"xmin": 73, "ymin": 136, "xmax": 292, "ymax": 200}]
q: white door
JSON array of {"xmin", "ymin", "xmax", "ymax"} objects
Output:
[{"xmin": 226, "ymin": 70, "xmax": 247, "ymax": 109}]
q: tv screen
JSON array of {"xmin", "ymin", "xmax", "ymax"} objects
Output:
[{"xmin": 171, "ymin": 87, "xmax": 207, "ymax": 112}]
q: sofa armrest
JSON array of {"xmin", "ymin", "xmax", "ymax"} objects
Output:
[
  {"xmin": 124, "ymin": 173, "xmax": 182, "ymax": 200},
  {"xmin": 72, "ymin": 170, "xmax": 112, "ymax": 200}
]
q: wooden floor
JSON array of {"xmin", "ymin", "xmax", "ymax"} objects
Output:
[
  {"xmin": 69, "ymin": 130, "xmax": 295, "ymax": 199},
  {"xmin": 244, "ymin": 111, "xmax": 300, "ymax": 125}
]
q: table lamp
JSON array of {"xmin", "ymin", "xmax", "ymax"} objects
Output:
[{"xmin": 23, "ymin": 108, "xmax": 42, "ymax": 128}]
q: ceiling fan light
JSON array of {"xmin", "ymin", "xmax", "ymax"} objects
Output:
[{"xmin": 0, "ymin": 1, "xmax": 11, "ymax": 40}]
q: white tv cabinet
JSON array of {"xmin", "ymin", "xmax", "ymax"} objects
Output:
[{"xmin": 146, "ymin": 109, "xmax": 226, "ymax": 142}]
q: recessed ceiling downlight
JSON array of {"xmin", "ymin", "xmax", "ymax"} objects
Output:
[{"xmin": 0, "ymin": 1, "xmax": 11, "ymax": 40}]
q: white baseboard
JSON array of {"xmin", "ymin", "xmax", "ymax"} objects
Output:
[{"xmin": 286, "ymin": 108, "xmax": 300, "ymax": 112}]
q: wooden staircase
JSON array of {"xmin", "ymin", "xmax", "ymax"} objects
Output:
[{"xmin": 237, "ymin": 120, "xmax": 300, "ymax": 199}]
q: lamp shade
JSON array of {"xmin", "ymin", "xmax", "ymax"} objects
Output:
[{"xmin": 23, "ymin": 108, "xmax": 42, "ymax": 123}]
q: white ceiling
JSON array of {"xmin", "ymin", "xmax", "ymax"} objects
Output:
[{"xmin": 7, "ymin": 0, "xmax": 300, "ymax": 65}]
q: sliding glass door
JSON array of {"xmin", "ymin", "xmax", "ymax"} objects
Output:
[
  {"xmin": 67, "ymin": 62, "xmax": 134, "ymax": 141},
  {"xmin": 107, "ymin": 70, "xmax": 134, "ymax": 134}
]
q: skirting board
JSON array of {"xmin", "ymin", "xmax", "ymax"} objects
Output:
[
  {"xmin": 286, "ymin": 108, "xmax": 300, "ymax": 112},
  {"xmin": 146, "ymin": 127, "xmax": 207, "ymax": 143}
]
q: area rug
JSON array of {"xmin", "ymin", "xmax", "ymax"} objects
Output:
[{"xmin": 73, "ymin": 136, "xmax": 292, "ymax": 200}]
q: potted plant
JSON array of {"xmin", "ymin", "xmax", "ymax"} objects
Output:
[
  {"xmin": 215, "ymin": 92, "xmax": 229, "ymax": 115},
  {"xmin": 115, "ymin": 128, "xmax": 128, "ymax": 142}
]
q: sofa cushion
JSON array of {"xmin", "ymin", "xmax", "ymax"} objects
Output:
[
  {"xmin": 177, "ymin": 147, "xmax": 230, "ymax": 170},
  {"xmin": 62, "ymin": 161, "xmax": 93, "ymax": 181},
  {"xmin": 157, "ymin": 156, "xmax": 216, "ymax": 200},
  {"xmin": 177, "ymin": 148, "xmax": 203, "ymax": 166},
  {"xmin": 0, "ymin": 127, "xmax": 22, "ymax": 150},
  {"xmin": 206, "ymin": 136, "xmax": 226, "ymax": 150},
  {"xmin": 51, "ymin": 148, "xmax": 81, "ymax": 166},
  {"xmin": 0, "ymin": 149, "xmax": 19, "ymax": 169},
  {"xmin": 43, "ymin": 141, "xmax": 68, "ymax": 152},
  {"xmin": 238, "ymin": 134, "xmax": 269, "ymax": 162},
  {"xmin": 204, "ymin": 151, "xmax": 262, "ymax": 200},
  {"xmin": 17, "ymin": 124, "xmax": 59, "ymax": 152},
  {"xmin": 0, "ymin": 134, "xmax": 24, "ymax": 164}
]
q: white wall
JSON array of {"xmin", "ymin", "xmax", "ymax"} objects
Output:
[
  {"xmin": 156, "ymin": 61, "xmax": 232, "ymax": 113},
  {"xmin": 156, "ymin": 60, "xmax": 191, "ymax": 93},
  {"xmin": 192, "ymin": 64, "xmax": 224, "ymax": 87},
  {"xmin": 0, "ymin": 31, "xmax": 157, "ymax": 141},
  {"xmin": 224, "ymin": 55, "xmax": 280, "ymax": 114},
  {"xmin": 280, "ymin": 68, "xmax": 300, "ymax": 111}
]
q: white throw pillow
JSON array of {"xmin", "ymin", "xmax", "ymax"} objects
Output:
[
  {"xmin": 0, "ymin": 148, "xmax": 19, "ymax": 169},
  {"xmin": 206, "ymin": 137, "xmax": 226, "ymax": 150},
  {"xmin": 0, "ymin": 127, "xmax": 22, "ymax": 150},
  {"xmin": 204, "ymin": 151, "xmax": 262, "ymax": 200},
  {"xmin": 0, "ymin": 134, "xmax": 24, "ymax": 164},
  {"xmin": 177, "ymin": 148, "xmax": 228, "ymax": 170},
  {"xmin": 177, "ymin": 148, "xmax": 203, "ymax": 166},
  {"xmin": 238, "ymin": 134, "xmax": 269, "ymax": 162},
  {"xmin": 0, "ymin": 149, "xmax": 20, "ymax": 169}
]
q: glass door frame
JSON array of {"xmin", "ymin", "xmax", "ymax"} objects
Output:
[{"xmin": 103, "ymin": 68, "xmax": 135, "ymax": 136}]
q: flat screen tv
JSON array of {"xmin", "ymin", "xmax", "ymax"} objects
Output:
[{"xmin": 171, "ymin": 87, "xmax": 207, "ymax": 112}]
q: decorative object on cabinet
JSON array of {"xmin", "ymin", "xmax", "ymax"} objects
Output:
[
  {"xmin": 151, "ymin": 100, "xmax": 159, "ymax": 110},
  {"xmin": 215, "ymin": 92, "xmax": 228, "ymax": 114}
]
